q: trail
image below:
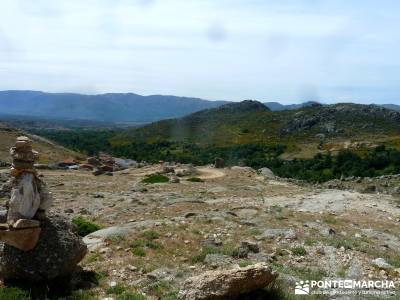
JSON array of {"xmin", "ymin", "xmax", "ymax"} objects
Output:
[{"xmin": 196, "ymin": 167, "xmax": 225, "ymax": 179}]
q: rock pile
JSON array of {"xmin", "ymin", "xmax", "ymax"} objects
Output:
[
  {"xmin": 82, "ymin": 153, "xmax": 137, "ymax": 175},
  {"xmin": 0, "ymin": 214, "xmax": 87, "ymax": 282},
  {"xmin": 0, "ymin": 137, "xmax": 87, "ymax": 283}
]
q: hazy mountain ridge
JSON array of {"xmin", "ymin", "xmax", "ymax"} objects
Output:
[
  {"xmin": 264, "ymin": 101, "xmax": 322, "ymax": 111},
  {"xmin": 1, "ymin": 91, "xmax": 398, "ymax": 125},
  {"xmin": 0, "ymin": 90, "xmax": 228, "ymax": 123}
]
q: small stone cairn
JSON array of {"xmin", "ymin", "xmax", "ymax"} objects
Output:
[{"xmin": 0, "ymin": 136, "xmax": 87, "ymax": 282}]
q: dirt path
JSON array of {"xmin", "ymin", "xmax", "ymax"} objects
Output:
[{"xmin": 196, "ymin": 167, "xmax": 226, "ymax": 179}]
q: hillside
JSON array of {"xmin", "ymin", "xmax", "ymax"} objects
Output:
[
  {"xmin": 0, "ymin": 90, "xmax": 227, "ymax": 123},
  {"xmin": 382, "ymin": 104, "xmax": 400, "ymax": 112},
  {"xmin": 117, "ymin": 101, "xmax": 400, "ymax": 158},
  {"xmin": 0, "ymin": 122, "xmax": 83, "ymax": 163}
]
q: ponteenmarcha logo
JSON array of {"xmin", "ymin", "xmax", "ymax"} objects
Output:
[{"xmin": 295, "ymin": 280, "xmax": 310, "ymax": 295}]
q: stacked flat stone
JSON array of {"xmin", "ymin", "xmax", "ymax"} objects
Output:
[{"xmin": 10, "ymin": 136, "xmax": 38, "ymax": 175}]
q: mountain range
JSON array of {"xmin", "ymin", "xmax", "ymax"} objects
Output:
[
  {"xmin": 0, "ymin": 90, "xmax": 398, "ymax": 123},
  {"xmin": 0, "ymin": 90, "xmax": 227, "ymax": 123}
]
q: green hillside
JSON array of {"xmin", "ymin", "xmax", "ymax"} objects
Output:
[{"xmin": 113, "ymin": 101, "xmax": 400, "ymax": 158}]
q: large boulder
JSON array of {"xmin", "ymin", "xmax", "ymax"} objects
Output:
[
  {"xmin": 178, "ymin": 263, "xmax": 278, "ymax": 300},
  {"xmin": 0, "ymin": 214, "xmax": 87, "ymax": 282},
  {"xmin": 258, "ymin": 168, "xmax": 275, "ymax": 179}
]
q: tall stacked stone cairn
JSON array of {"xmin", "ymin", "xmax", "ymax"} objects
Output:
[{"xmin": 0, "ymin": 136, "xmax": 87, "ymax": 282}]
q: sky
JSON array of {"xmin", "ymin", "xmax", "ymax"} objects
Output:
[{"xmin": 0, "ymin": 0, "xmax": 399, "ymax": 104}]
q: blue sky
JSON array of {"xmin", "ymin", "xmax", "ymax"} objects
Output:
[{"xmin": 0, "ymin": 0, "xmax": 399, "ymax": 104}]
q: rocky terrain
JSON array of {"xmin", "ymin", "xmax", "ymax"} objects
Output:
[{"xmin": 1, "ymin": 163, "xmax": 399, "ymax": 299}]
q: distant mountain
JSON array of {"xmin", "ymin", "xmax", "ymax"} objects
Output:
[
  {"xmin": 264, "ymin": 101, "xmax": 322, "ymax": 111},
  {"xmin": 116, "ymin": 101, "xmax": 400, "ymax": 157},
  {"xmin": 0, "ymin": 90, "xmax": 228, "ymax": 123},
  {"xmin": 382, "ymin": 104, "xmax": 400, "ymax": 112}
]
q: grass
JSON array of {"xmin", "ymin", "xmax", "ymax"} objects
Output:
[
  {"xmin": 142, "ymin": 230, "xmax": 160, "ymax": 240},
  {"xmin": 116, "ymin": 292, "xmax": 147, "ymax": 300},
  {"xmin": 106, "ymin": 284, "xmax": 127, "ymax": 295},
  {"xmin": 290, "ymin": 246, "xmax": 307, "ymax": 256},
  {"xmin": 62, "ymin": 290, "xmax": 97, "ymax": 300},
  {"xmin": 326, "ymin": 237, "xmax": 361, "ymax": 250},
  {"xmin": 72, "ymin": 216, "xmax": 101, "ymax": 237},
  {"xmin": 192, "ymin": 245, "xmax": 221, "ymax": 263},
  {"xmin": 130, "ymin": 230, "xmax": 163, "ymax": 256},
  {"xmin": 0, "ymin": 287, "xmax": 30, "ymax": 300},
  {"xmin": 85, "ymin": 252, "xmax": 101, "ymax": 263},
  {"xmin": 148, "ymin": 281, "xmax": 178, "ymax": 299},
  {"xmin": 322, "ymin": 215, "xmax": 338, "ymax": 224},
  {"xmin": 106, "ymin": 284, "xmax": 146, "ymax": 300},
  {"xmin": 186, "ymin": 177, "xmax": 204, "ymax": 183},
  {"xmin": 105, "ymin": 234, "xmax": 125, "ymax": 243},
  {"xmin": 239, "ymin": 260, "xmax": 253, "ymax": 268},
  {"xmin": 142, "ymin": 174, "xmax": 169, "ymax": 184}
]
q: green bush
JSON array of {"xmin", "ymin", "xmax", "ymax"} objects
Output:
[
  {"xmin": 131, "ymin": 247, "xmax": 146, "ymax": 257},
  {"xmin": 72, "ymin": 216, "xmax": 101, "ymax": 237},
  {"xmin": 142, "ymin": 174, "xmax": 169, "ymax": 184},
  {"xmin": 290, "ymin": 246, "xmax": 307, "ymax": 256},
  {"xmin": 0, "ymin": 288, "xmax": 29, "ymax": 300}
]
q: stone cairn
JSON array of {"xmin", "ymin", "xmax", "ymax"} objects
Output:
[{"xmin": 0, "ymin": 136, "xmax": 87, "ymax": 282}]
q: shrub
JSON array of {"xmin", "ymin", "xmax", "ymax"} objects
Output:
[
  {"xmin": 290, "ymin": 246, "xmax": 307, "ymax": 256},
  {"xmin": 72, "ymin": 216, "xmax": 101, "ymax": 237},
  {"xmin": 131, "ymin": 246, "xmax": 146, "ymax": 257},
  {"xmin": 142, "ymin": 174, "xmax": 169, "ymax": 184}
]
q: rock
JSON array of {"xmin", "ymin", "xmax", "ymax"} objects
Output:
[
  {"xmin": 0, "ymin": 227, "xmax": 41, "ymax": 251},
  {"xmin": 178, "ymin": 263, "xmax": 278, "ymax": 300},
  {"xmin": 233, "ymin": 241, "xmax": 260, "ymax": 258},
  {"xmin": 214, "ymin": 158, "xmax": 225, "ymax": 169},
  {"xmin": 207, "ymin": 186, "xmax": 228, "ymax": 193},
  {"xmin": 0, "ymin": 214, "xmax": 87, "ymax": 281},
  {"xmin": 256, "ymin": 228, "xmax": 296, "ymax": 240},
  {"xmin": 241, "ymin": 241, "xmax": 260, "ymax": 254},
  {"xmin": 114, "ymin": 158, "xmax": 137, "ymax": 170},
  {"xmin": 162, "ymin": 166, "xmax": 175, "ymax": 174},
  {"xmin": 79, "ymin": 164, "xmax": 94, "ymax": 170},
  {"xmin": 176, "ymin": 165, "xmax": 197, "ymax": 177},
  {"xmin": 170, "ymin": 176, "xmax": 180, "ymax": 183},
  {"xmin": 87, "ymin": 157, "xmax": 101, "ymax": 166},
  {"xmin": 320, "ymin": 227, "xmax": 336, "ymax": 237},
  {"xmin": 204, "ymin": 254, "xmax": 233, "ymax": 269},
  {"xmin": 258, "ymin": 168, "xmax": 275, "ymax": 179},
  {"xmin": 12, "ymin": 219, "xmax": 40, "ymax": 229},
  {"xmin": 147, "ymin": 268, "xmax": 176, "ymax": 282},
  {"xmin": 372, "ymin": 258, "xmax": 393, "ymax": 270},
  {"xmin": 185, "ymin": 212, "xmax": 197, "ymax": 218}
]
